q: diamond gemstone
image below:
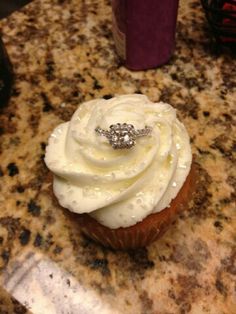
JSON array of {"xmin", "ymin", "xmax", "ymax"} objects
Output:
[
  {"xmin": 123, "ymin": 134, "xmax": 130, "ymax": 143},
  {"xmin": 112, "ymin": 135, "xmax": 118, "ymax": 141}
]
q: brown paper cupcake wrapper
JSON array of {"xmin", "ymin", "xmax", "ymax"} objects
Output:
[{"xmin": 72, "ymin": 160, "xmax": 197, "ymax": 250}]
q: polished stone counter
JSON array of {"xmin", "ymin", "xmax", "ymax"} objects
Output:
[{"xmin": 0, "ymin": 0, "xmax": 235, "ymax": 313}]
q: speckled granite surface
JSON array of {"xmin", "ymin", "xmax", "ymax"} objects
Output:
[{"xmin": 0, "ymin": 0, "xmax": 235, "ymax": 313}]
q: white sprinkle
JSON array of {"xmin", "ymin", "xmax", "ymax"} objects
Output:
[
  {"xmin": 179, "ymin": 164, "xmax": 187, "ymax": 169},
  {"xmin": 94, "ymin": 187, "xmax": 101, "ymax": 196},
  {"xmin": 169, "ymin": 154, "xmax": 174, "ymax": 164},
  {"xmin": 164, "ymin": 108, "xmax": 171, "ymax": 113},
  {"xmin": 172, "ymin": 181, "xmax": 177, "ymax": 187},
  {"xmin": 105, "ymin": 173, "xmax": 112, "ymax": 179},
  {"xmin": 136, "ymin": 192, "xmax": 144, "ymax": 197},
  {"xmin": 176, "ymin": 143, "xmax": 181, "ymax": 150},
  {"xmin": 106, "ymin": 194, "xmax": 112, "ymax": 201},
  {"xmin": 60, "ymin": 102, "xmax": 66, "ymax": 108}
]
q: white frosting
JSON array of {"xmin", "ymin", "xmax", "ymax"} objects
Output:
[{"xmin": 45, "ymin": 95, "xmax": 192, "ymax": 229}]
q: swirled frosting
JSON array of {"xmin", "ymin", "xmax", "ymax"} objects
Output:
[{"xmin": 45, "ymin": 95, "xmax": 192, "ymax": 229}]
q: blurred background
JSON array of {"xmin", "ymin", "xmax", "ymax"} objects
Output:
[
  {"xmin": 0, "ymin": 1, "xmax": 32, "ymax": 107},
  {"xmin": 0, "ymin": 0, "xmax": 31, "ymax": 19}
]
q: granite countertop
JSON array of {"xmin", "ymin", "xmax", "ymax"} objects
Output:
[{"xmin": 0, "ymin": 0, "xmax": 235, "ymax": 313}]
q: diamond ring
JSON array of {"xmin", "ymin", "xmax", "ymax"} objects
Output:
[{"xmin": 95, "ymin": 123, "xmax": 152, "ymax": 149}]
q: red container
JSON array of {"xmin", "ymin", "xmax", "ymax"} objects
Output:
[{"xmin": 112, "ymin": 0, "xmax": 179, "ymax": 70}]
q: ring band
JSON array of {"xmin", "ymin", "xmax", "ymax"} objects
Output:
[{"xmin": 95, "ymin": 123, "xmax": 152, "ymax": 149}]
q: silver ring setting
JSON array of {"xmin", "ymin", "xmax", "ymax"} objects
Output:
[{"xmin": 95, "ymin": 123, "xmax": 152, "ymax": 149}]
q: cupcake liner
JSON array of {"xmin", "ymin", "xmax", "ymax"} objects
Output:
[{"xmin": 72, "ymin": 160, "xmax": 197, "ymax": 250}]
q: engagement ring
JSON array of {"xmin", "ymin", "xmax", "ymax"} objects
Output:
[{"xmin": 95, "ymin": 123, "xmax": 152, "ymax": 149}]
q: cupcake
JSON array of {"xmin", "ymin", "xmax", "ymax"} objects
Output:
[{"xmin": 45, "ymin": 94, "xmax": 194, "ymax": 249}]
